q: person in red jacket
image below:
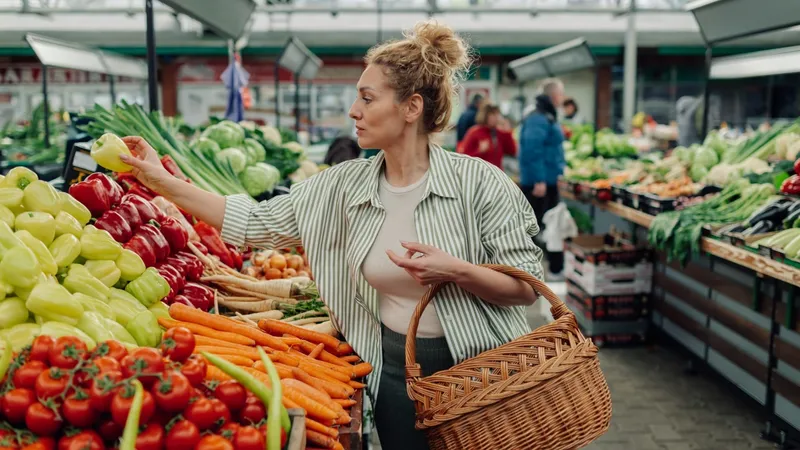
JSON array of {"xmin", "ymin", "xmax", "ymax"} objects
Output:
[{"xmin": 458, "ymin": 103, "xmax": 516, "ymax": 168}]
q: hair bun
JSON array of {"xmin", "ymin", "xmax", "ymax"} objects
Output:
[{"xmin": 408, "ymin": 21, "xmax": 471, "ymax": 76}]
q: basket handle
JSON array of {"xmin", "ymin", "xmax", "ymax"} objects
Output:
[{"xmin": 404, "ymin": 264, "xmax": 571, "ymax": 378}]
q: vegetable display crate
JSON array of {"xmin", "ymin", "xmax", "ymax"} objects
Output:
[
  {"xmin": 566, "ymin": 279, "xmax": 650, "ymax": 321},
  {"xmin": 286, "ymin": 408, "xmax": 308, "ymax": 450},
  {"xmin": 566, "ymin": 295, "xmax": 649, "ymax": 348},
  {"xmin": 589, "ymin": 186, "xmax": 612, "ymax": 203},
  {"xmin": 725, "ymin": 232, "xmax": 776, "ymax": 253},
  {"xmin": 565, "ymin": 234, "xmax": 652, "ymax": 268},
  {"xmin": 565, "ymin": 251, "xmax": 653, "ymax": 296},
  {"xmin": 611, "ymin": 185, "xmax": 631, "ymax": 207}
]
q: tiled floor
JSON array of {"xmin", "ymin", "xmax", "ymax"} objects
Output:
[{"xmin": 368, "ymin": 280, "xmax": 777, "ymax": 450}]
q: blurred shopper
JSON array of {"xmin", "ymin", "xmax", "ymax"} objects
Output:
[
  {"xmin": 456, "ymin": 93, "xmax": 484, "ymax": 145},
  {"xmin": 563, "ymin": 97, "xmax": 583, "ymax": 124},
  {"xmin": 519, "ymin": 78, "xmax": 566, "ymax": 280},
  {"xmin": 324, "ymin": 136, "xmax": 363, "ymax": 166},
  {"xmin": 459, "ymin": 103, "xmax": 517, "ymax": 169},
  {"xmin": 677, "ymin": 96, "xmax": 703, "ymax": 147}
]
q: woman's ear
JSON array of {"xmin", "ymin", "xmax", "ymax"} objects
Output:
[{"xmin": 405, "ymin": 93, "xmax": 424, "ymax": 124}]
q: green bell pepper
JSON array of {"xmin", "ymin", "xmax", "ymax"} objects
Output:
[
  {"xmin": 0, "ymin": 324, "xmax": 41, "ymax": 353},
  {"xmin": 39, "ymin": 322, "xmax": 96, "ymax": 349},
  {"xmin": 16, "ymin": 230, "xmax": 58, "ymax": 276},
  {"xmin": 58, "ymin": 193, "xmax": 91, "ymax": 227},
  {"xmin": 63, "ymin": 264, "xmax": 111, "ymax": 300},
  {"xmin": 73, "ymin": 293, "xmax": 114, "ymax": 319},
  {"xmin": 125, "ymin": 268, "xmax": 170, "ymax": 308},
  {"xmin": 110, "ymin": 288, "xmax": 148, "ymax": 327},
  {"xmin": 76, "ymin": 312, "xmax": 115, "ymax": 344},
  {"xmin": 103, "ymin": 318, "xmax": 138, "ymax": 346},
  {"xmin": 15, "ymin": 212, "xmax": 56, "ymax": 245},
  {"xmin": 0, "ymin": 188, "xmax": 23, "ymax": 209},
  {"xmin": 148, "ymin": 301, "xmax": 171, "ymax": 320},
  {"xmin": 1, "ymin": 246, "xmax": 42, "ymax": 289},
  {"xmin": 0, "ymin": 167, "xmax": 38, "ymax": 190},
  {"xmin": 84, "ymin": 260, "xmax": 122, "ymax": 288},
  {"xmin": 22, "ymin": 180, "xmax": 61, "ymax": 217},
  {"xmin": 116, "ymin": 249, "xmax": 146, "ymax": 282},
  {"xmin": 0, "ymin": 205, "xmax": 14, "ymax": 229},
  {"xmin": 49, "ymin": 234, "xmax": 82, "ymax": 268},
  {"xmin": 0, "ymin": 297, "xmax": 30, "ymax": 328},
  {"xmin": 80, "ymin": 228, "xmax": 122, "ymax": 261},
  {"xmin": 55, "ymin": 211, "xmax": 83, "ymax": 238},
  {"xmin": 125, "ymin": 310, "xmax": 161, "ymax": 347},
  {"xmin": 26, "ymin": 282, "xmax": 84, "ymax": 326},
  {"xmin": 0, "ymin": 221, "xmax": 23, "ymax": 259}
]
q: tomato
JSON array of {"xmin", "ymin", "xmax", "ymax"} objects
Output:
[
  {"xmin": 111, "ymin": 388, "xmax": 155, "ymax": 426},
  {"xmin": 195, "ymin": 435, "xmax": 233, "ymax": 450},
  {"xmin": 90, "ymin": 356, "xmax": 121, "ymax": 375},
  {"xmin": 218, "ymin": 423, "xmax": 239, "ymax": 441},
  {"xmin": 160, "ymin": 327, "xmax": 195, "ymax": 363},
  {"xmin": 237, "ymin": 401, "xmax": 265, "ymax": 426},
  {"xmin": 213, "ymin": 381, "xmax": 246, "ymax": 413},
  {"xmin": 95, "ymin": 340, "xmax": 128, "ymax": 362},
  {"xmin": 96, "ymin": 418, "xmax": 123, "ymax": 443},
  {"xmin": 164, "ymin": 420, "xmax": 200, "ymax": 449},
  {"xmin": 152, "ymin": 371, "xmax": 192, "ymax": 413},
  {"xmin": 183, "ymin": 397, "xmax": 217, "ymax": 431},
  {"xmin": 87, "ymin": 371, "xmax": 123, "ymax": 413},
  {"xmin": 35, "ymin": 368, "xmax": 69, "ymax": 400},
  {"xmin": 21, "ymin": 437, "xmax": 55, "ymax": 450},
  {"xmin": 2, "ymin": 388, "xmax": 36, "ymax": 425},
  {"xmin": 134, "ymin": 423, "xmax": 164, "ymax": 450},
  {"xmin": 232, "ymin": 426, "xmax": 263, "ymax": 450},
  {"xmin": 120, "ymin": 348, "xmax": 164, "ymax": 386},
  {"xmin": 208, "ymin": 398, "xmax": 231, "ymax": 426},
  {"xmin": 25, "ymin": 403, "xmax": 62, "ymax": 436},
  {"xmin": 62, "ymin": 392, "xmax": 97, "ymax": 428},
  {"xmin": 48, "ymin": 336, "xmax": 87, "ymax": 369},
  {"xmin": 12, "ymin": 360, "xmax": 47, "ymax": 391},
  {"xmin": 180, "ymin": 355, "xmax": 207, "ymax": 388},
  {"xmin": 63, "ymin": 432, "xmax": 103, "ymax": 450},
  {"xmin": 29, "ymin": 336, "xmax": 54, "ymax": 363}
]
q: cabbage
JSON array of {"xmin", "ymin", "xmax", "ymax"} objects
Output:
[
  {"xmin": 194, "ymin": 137, "xmax": 221, "ymax": 157},
  {"xmin": 259, "ymin": 126, "xmax": 282, "ymax": 147},
  {"xmin": 215, "ymin": 148, "xmax": 247, "ymax": 175},
  {"xmin": 672, "ymin": 147, "xmax": 692, "ymax": 165},
  {"xmin": 218, "ymin": 120, "xmax": 246, "ymax": 144},
  {"xmin": 690, "ymin": 165, "xmax": 708, "ymax": 183},
  {"xmin": 202, "ymin": 124, "xmax": 242, "ymax": 149},
  {"xmin": 703, "ymin": 130, "xmax": 728, "ymax": 157},
  {"xmin": 243, "ymin": 138, "xmax": 266, "ymax": 166},
  {"xmin": 239, "ymin": 121, "xmax": 257, "ymax": 131},
  {"xmin": 283, "ymin": 142, "xmax": 305, "ymax": 155},
  {"xmin": 693, "ymin": 146, "xmax": 719, "ymax": 170},
  {"xmin": 240, "ymin": 163, "xmax": 280, "ymax": 197}
]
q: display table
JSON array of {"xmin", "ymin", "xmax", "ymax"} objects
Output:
[{"xmin": 338, "ymin": 388, "xmax": 364, "ymax": 450}]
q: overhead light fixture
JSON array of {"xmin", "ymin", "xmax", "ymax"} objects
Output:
[
  {"xmin": 508, "ymin": 37, "xmax": 595, "ymax": 82},
  {"xmin": 159, "ymin": 0, "xmax": 256, "ymax": 39},
  {"xmin": 686, "ymin": 0, "xmax": 800, "ymax": 45},
  {"xmin": 277, "ymin": 37, "xmax": 323, "ymax": 79}
]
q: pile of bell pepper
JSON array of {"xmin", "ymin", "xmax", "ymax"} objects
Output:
[
  {"xmin": 0, "ymin": 167, "xmax": 170, "ymax": 353},
  {"xmin": 69, "ymin": 172, "xmax": 216, "ymax": 311}
]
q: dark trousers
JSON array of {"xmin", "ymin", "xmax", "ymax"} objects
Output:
[{"xmin": 521, "ymin": 183, "xmax": 564, "ymax": 274}]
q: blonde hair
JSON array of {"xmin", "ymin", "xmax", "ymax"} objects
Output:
[
  {"xmin": 539, "ymin": 78, "xmax": 564, "ymax": 97},
  {"xmin": 476, "ymin": 103, "xmax": 500, "ymax": 126},
  {"xmin": 365, "ymin": 21, "xmax": 472, "ymax": 134}
]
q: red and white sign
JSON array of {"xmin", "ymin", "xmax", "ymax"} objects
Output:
[
  {"xmin": 176, "ymin": 58, "xmax": 364, "ymax": 85},
  {"xmin": 0, "ymin": 65, "xmax": 139, "ymax": 85}
]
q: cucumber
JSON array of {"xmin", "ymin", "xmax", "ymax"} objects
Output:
[
  {"xmin": 783, "ymin": 234, "xmax": 800, "ymax": 257},
  {"xmin": 767, "ymin": 229, "xmax": 800, "ymax": 249}
]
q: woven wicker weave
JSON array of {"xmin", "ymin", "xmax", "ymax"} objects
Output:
[{"xmin": 405, "ymin": 264, "xmax": 612, "ymax": 450}]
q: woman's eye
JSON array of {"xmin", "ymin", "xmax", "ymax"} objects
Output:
[{"xmin": 362, "ymin": 97, "xmax": 372, "ymax": 104}]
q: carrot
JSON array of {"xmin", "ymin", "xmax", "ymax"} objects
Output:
[
  {"xmin": 273, "ymin": 352, "xmax": 301, "ymax": 367},
  {"xmin": 158, "ymin": 317, "xmax": 256, "ymax": 346},
  {"xmin": 308, "ymin": 343, "xmax": 324, "ymax": 359},
  {"xmin": 288, "ymin": 349, "xmax": 353, "ymax": 377},
  {"xmin": 251, "ymin": 361, "xmax": 295, "ymax": 380},
  {"xmin": 281, "ymin": 387, "xmax": 338, "ymax": 422},
  {"xmin": 305, "ymin": 418, "xmax": 339, "ymax": 439},
  {"xmin": 348, "ymin": 380, "xmax": 366, "ymax": 389},
  {"xmin": 335, "ymin": 342, "xmax": 353, "ymax": 356},
  {"xmin": 306, "ymin": 430, "xmax": 338, "ymax": 449},
  {"xmin": 194, "ymin": 345, "xmax": 262, "ymax": 361},
  {"xmin": 194, "ymin": 335, "xmax": 254, "ymax": 351},
  {"xmin": 282, "ymin": 379, "xmax": 342, "ymax": 414},
  {"xmin": 333, "ymin": 442, "xmax": 345, "ymax": 450},
  {"xmin": 297, "ymin": 341, "xmax": 352, "ymax": 368},
  {"xmin": 216, "ymin": 354, "xmax": 255, "ymax": 367},
  {"xmin": 170, "ymin": 304, "xmax": 289, "ymax": 351},
  {"xmin": 292, "ymin": 368, "xmax": 354, "ymax": 399},
  {"xmin": 206, "ymin": 365, "xmax": 233, "ymax": 381},
  {"xmin": 281, "ymin": 337, "xmax": 306, "ymax": 347},
  {"xmin": 299, "ymin": 361, "xmax": 351, "ymax": 384},
  {"xmin": 258, "ymin": 319, "xmax": 341, "ymax": 352},
  {"xmin": 317, "ymin": 372, "xmax": 358, "ymax": 393},
  {"xmin": 341, "ymin": 355, "xmax": 360, "ymax": 364},
  {"xmin": 334, "ymin": 399, "xmax": 356, "ymax": 408},
  {"xmin": 352, "ymin": 362, "xmax": 373, "ymax": 378}
]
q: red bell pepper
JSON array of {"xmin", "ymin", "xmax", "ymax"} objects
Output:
[
  {"xmin": 156, "ymin": 264, "xmax": 183, "ymax": 304},
  {"xmin": 114, "ymin": 201, "xmax": 142, "ymax": 232},
  {"xmin": 794, "ymin": 158, "xmax": 800, "ymax": 176},
  {"xmin": 68, "ymin": 177, "xmax": 111, "ymax": 217},
  {"xmin": 86, "ymin": 173, "xmax": 123, "ymax": 208},
  {"xmin": 181, "ymin": 282, "xmax": 214, "ymax": 312},
  {"xmin": 165, "ymin": 256, "xmax": 189, "ymax": 278},
  {"xmin": 159, "ymin": 216, "xmax": 189, "ymax": 254},
  {"xmin": 225, "ymin": 243, "xmax": 244, "ymax": 271},
  {"xmin": 137, "ymin": 224, "xmax": 170, "ymax": 262},
  {"xmin": 121, "ymin": 194, "xmax": 163, "ymax": 224},
  {"xmin": 171, "ymin": 295, "xmax": 193, "ymax": 307},
  {"xmin": 174, "ymin": 252, "xmax": 203, "ymax": 282},
  {"xmin": 124, "ymin": 234, "xmax": 157, "ymax": 268},
  {"xmin": 191, "ymin": 242, "xmax": 209, "ymax": 255},
  {"xmin": 95, "ymin": 210, "xmax": 133, "ymax": 243},
  {"xmin": 194, "ymin": 222, "xmax": 234, "ymax": 267},
  {"xmin": 160, "ymin": 156, "xmax": 189, "ymax": 181},
  {"xmin": 781, "ymin": 174, "xmax": 800, "ymax": 195},
  {"xmin": 128, "ymin": 183, "xmax": 156, "ymax": 202}
]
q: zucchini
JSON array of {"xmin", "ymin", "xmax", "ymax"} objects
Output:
[
  {"xmin": 764, "ymin": 229, "xmax": 800, "ymax": 249},
  {"xmin": 784, "ymin": 234, "xmax": 800, "ymax": 257}
]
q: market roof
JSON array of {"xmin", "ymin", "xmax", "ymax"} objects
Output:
[
  {"xmin": 710, "ymin": 44, "xmax": 800, "ymax": 79},
  {"xmin": 685, "ymin": 0, "xmax": 800, "ymax": 45},
  {"xmin": 159, "ymin": 0, "xmax": 256, "ymax": 40},
  {"xmin": 25, "ymin": 33, "xmax": 147, "ymax": 79}
]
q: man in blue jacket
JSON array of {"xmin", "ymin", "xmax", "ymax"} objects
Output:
[
  {"xmin": 456, "ymin": 94, "xmax": 484, "ymax": 145},
  {"xmin": 519, "ymin": 78, "xmax": 566, "ymax": 280}
]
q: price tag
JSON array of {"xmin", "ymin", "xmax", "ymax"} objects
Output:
[{"xmin": 62, "ymin": 142, "xmax": 107, "ymax": 191}]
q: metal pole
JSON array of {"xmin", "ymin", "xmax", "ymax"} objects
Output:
[
  {"xmin": 274, "ymin": 63, "xmax": 280, "ymax": 128},
  {"xmin": 228, "ymin": 40, "xmax": 235, "ymax": 66},
  {"xmin": 592, "ymin": 68, "xmax": 600, "ymax": 156},
  {"xmin": 621, "ymin": 0, "xmax": 637, "ymax": 133},
  {"xmin": 109, "ymin": 75, "xmax": 117, "ymax": 105},
  {"xmin": 42, "ymin": 64, "xmax": 50, "ymax": 149},
  {"xmin": 145, "ymin": 0, "xmax": 159, "ymax": 112},
  {"xmin": 377, "ymin": 0, "xmax": 383, "ymax": 43},
  {"xmin": 307, "ymin": 80, "xmax": 314, "ymax": 140},
  {"xmin": 294, "ymin": 73, "xmax": 301, "ymax": 133},
  {"xmin": 701, "ymin": 46, "xmax": 712, "ymax": 137}
]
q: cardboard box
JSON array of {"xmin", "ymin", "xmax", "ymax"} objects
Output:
[
  {"xmin": 565, "ymin": 234, "xmax": 652, "ymax": 266},
  {"xmin": 566, "ymin": 279, "xmax": 650, "ymax": 321},
  {"xmin": 565, "ymin": 252, "xmax": 653, "ymax": 296}
]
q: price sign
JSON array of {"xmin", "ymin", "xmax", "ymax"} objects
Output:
[{"xmin": 62, "ymin": 142, "xmax": 107, "ymax": 191}]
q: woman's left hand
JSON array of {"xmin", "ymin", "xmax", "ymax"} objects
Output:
[{"xmin": 386, "ymin": 242, "xmax": 468, "ymax": 286}]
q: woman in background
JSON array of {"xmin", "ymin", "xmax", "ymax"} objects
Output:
[{"xmin": 459, "ymin": 103, "xmax": 517, "ymax": 169}]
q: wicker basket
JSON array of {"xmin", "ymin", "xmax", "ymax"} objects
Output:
[{"xmin": 404, "ymin": 264, "xmax": 612, "ymax": 450}]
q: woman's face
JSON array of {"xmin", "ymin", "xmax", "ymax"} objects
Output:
[{"xmin": 349, "ymin": 65, "xmax": 409, "ymax": 150}]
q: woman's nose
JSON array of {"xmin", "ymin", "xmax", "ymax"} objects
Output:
[{"xmin": 348, "ymin": 101, "xmax": 360, "ymax": 120}]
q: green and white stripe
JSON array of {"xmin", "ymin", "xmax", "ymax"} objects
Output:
[{"xmin": 221, "ymin": 144, "xmax": 544, "ymax": 402}]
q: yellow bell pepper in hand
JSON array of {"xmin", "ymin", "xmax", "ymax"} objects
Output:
[{"xmin": 91, "ymin": 133, "xmax": 134, "ymax": 173}]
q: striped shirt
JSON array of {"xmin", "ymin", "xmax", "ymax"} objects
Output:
[{"xmin": 221, "ymin": 144, "xmax": 543, "ymax": 402}]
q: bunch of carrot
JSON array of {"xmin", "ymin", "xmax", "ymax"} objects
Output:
[{"xmin": 164, "ymin": 303, "xmax": 372, "ymax": 450}]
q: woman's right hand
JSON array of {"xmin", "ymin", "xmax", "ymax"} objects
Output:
[{"xmin": 120, "ymin": 136, "xmax": 173, "ymax": 194}]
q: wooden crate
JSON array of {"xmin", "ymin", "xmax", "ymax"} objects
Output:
[{"xmin": 287, "ymin": 408, "xmax": 307, "ymax": 450}]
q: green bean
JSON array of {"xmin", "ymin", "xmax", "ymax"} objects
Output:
[
  {"xmin": 0, "ymin": 337, "xmax": 12, "ymax": 381},
  {"xmin": 258, "ymin": 347, "xmax": 283, "ymax": 450},
  {"xmin": 119, "ymin": 380, "xmax": 144, "ymax": 450}
]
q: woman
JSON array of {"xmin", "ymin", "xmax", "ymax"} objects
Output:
[
  {"xmin": 459, "ymin": 102, "xmax": 517, "ymax": 168},
  {"xmin": 119, "ymin": 21, "xmax": 543, "ymax": 450}
]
